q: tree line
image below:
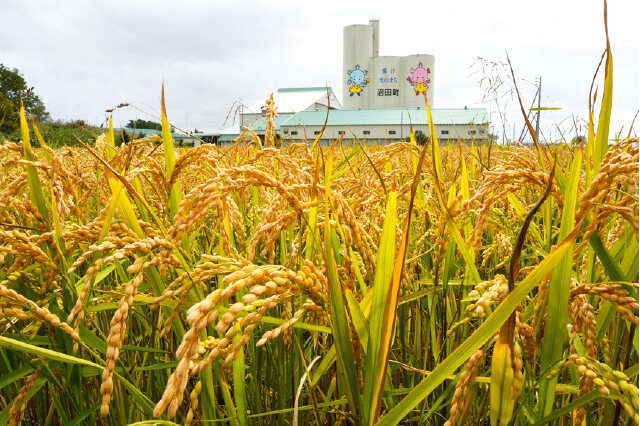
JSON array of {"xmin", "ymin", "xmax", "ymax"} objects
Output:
[{"xmin": 0, "ymin": 64, "xmax": 171, "ymax": 146}]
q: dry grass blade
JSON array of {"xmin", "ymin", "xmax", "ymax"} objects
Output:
[{"xmin": 352, "ymin": 130, "xmax": 387, "ymax": 197}]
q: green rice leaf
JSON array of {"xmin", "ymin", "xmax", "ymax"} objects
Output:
[
  {"xmin": 161, "ymin": 85, "xmax": 183, "ymax": 221},
  {"xmin": 0, "ymin": 365, "xmax": 36, "ymax": 391},
  {"xmin": 232, "ymin": 322, "xmax": 248, "ymax": 425},
  {"xmin": 537, "ymin": 149, "xmax": 581, "ymax": 416},
  {"xmin": 378, "ymin": 230, "xmax": 577, "ymax": 425},
  {"xmin": 363, "ymin": 191, "xmax": 397, "ymax": 424},
  {"xmin": 322, "ymin": 143, "xmax": 362, "ymax": 417},
  {"xmin": 20, "ymin": 102, "xmax": 50, "ymax": 226},
  {"xmin": 0, "ymin": 335, "xmax": 100, "ymax": 367}
]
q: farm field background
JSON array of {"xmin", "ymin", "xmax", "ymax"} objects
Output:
[{"xmin": 1, "ymin": 12, "xmax": 639, "ymax": 426}]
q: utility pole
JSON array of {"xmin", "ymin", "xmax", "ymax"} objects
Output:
[{"xmin": 516, "ymin": 76, "xmax": 542, "ymax": 144}]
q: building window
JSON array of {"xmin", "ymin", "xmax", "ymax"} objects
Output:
[
  {"xmin": 479, "ymin": 128, "xmax": 485, "ymax": 134},
  {"xmin": 441, "ymin": 130, "xmax": 449, "ymax": 135},
  {"xmin": 338, "ymin": 131, "xmax": 345, "ymax": 135},
  {"xmin": 469, "ymin": 130, "xmax": 476, "ymax": 135},
  {"xmin": 314, "ymin": 131, "xmax": 320, "ymax": 135},
  {"xmin": 388, "ymin": 130, "xmax": 396, "ymax": 135},
  {"xmin": 363, "ymin": 130, "xmax": 370, "ymax": 135},
  {"xmin": 283, "ymin": 129, "xmax": 289, "ymax": 134},
  {"xmin": 291, "ymin": 131, "xmax": 298, "ymax": 136}
]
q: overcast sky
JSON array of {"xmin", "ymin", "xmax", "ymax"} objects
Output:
[{"xmin": 1, "ymin": 0, "xmax": 638, "ymax": 141}]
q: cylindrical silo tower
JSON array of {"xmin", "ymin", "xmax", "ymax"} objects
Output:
[
  {"xmin": 369, "ymin": 56, "xmax": 402, "ymax": 109},
  {"xmin": 370, "ymin": 19, "xmax": 379, "ymax": 57},
  {"xmin": 401, "ymin": 54, "xmax": 435, "ymax": 108},
  {"xmin": 343, "ymin": 24, "xmax": 374, "ymax": 109}
]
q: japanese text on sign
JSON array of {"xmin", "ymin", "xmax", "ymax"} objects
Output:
[{"xmin": 377, "ymin": 89, "xmax": 399, "ymax": 96}]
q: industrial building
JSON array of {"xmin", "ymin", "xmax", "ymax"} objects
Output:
[
  {"xmin": 280, "ymin": 107, "xmax": 487, "ymax": 145},
  {"xmin": 241, "ymin": 87, "xmax": 341, "ymax": 136},
  {"xmin": 233, "ymin": 19, "xmax": 488, "ymax": 145},
  {"xmin": 242, "ymin": 87, "xmax": 341, "ymax": 128}
]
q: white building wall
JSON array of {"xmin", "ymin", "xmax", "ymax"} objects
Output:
[{"xmin": 281, "ymin": 123, "xmax": 487, "ymax": 144}]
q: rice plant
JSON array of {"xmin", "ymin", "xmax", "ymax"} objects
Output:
[{"xmin": 0, "ymin": 4, "xmax": 637, "ymax": 425}]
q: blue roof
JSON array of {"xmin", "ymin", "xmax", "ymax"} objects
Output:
[{"xmin": 280, "ymin": 108, "xmax": 488, "ymax": 127}]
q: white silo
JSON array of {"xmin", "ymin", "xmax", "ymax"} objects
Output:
[
  {"xmin": 401, "ymin": 54, "xmax": 435, "ymax": 108},
  {"xmin": 370, "ymin": 19, "xmax": 379, "ymax": 57},
  {"xmin": 343, "ymin": 23, "xmax": 374, "ymax": 109},
  {"xmin": 369, "ymin": 56, "xmax": 402, "ymax": 109}
]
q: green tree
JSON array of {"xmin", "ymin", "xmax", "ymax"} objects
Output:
[
  {"xmin": 0, "ymin": 64, "xmax": 49, "ymax": 134},
  {"xmin": 405, "ymin": 130, "xmax": 429, "ymax": 145},
  {"xmin": 125, "ymin": 119, "xmax": 162, "ymax": 130}
]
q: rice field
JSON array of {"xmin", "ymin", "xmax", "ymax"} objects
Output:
[{"xmin": 1, "ymin": 17, "xmax": 638, "ymax": 426}]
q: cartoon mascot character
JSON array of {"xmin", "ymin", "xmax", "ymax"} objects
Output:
[
  {"xmin": 407, "ymin": 62, "xmax": 431, "ymax": 95},
  {"xmin": 347, "ymin": 65, "xmax": 370, "ymax": 96}
]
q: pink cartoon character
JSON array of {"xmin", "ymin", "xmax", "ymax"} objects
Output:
[{"xmin": 406, "ymin": 62, "xmax": 431, "ymax": 96}]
